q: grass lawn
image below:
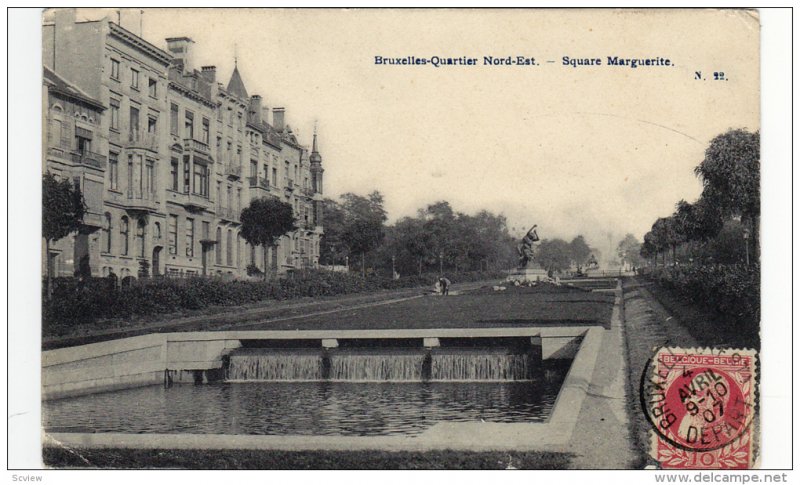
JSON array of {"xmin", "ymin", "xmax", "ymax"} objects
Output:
[
  {"xmin": 42, "ymin": 447, "xmax": 574, "ymax": 469},
  {"xmin": 238, "ymin": 285, "xmax": 615, "ymax": 331}
]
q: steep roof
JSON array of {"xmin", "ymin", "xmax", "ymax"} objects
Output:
[
  {"xmin": 226, "ymin": 65, "xmax": 249, "ymax": 99},
  {"xmin": 43, "ymin": 65, "xmax": 105, "ymax": 111}
]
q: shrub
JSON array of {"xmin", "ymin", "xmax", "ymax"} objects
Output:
[{"xmin": 646, "ymin": 263, "xmax": 760, "ymax": 327}]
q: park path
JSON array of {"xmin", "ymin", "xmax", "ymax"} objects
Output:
[
  {"xmin": 618, "ymin": 277, "xmax": 699, "ymax": 468},
  {"xmin": 43, "ymin": 280, "xmax": 495, "ymax": 350},
  {"xmin": 565, "ymin": 280, "xmax": 636, "ymax": 469}
]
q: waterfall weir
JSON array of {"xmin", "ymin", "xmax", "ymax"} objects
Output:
[{"xmin": 225, "ymin": 342, "xmax": 540, "ymax": 382}]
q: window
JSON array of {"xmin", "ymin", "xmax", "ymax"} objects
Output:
[
  {"xmin": 153, "ymin": 222, "xmax": 161, "ymax": 241},
  {"xmin": 130, "ymin": 68, "xmax": 139, "ymax": 89},
  {"xmin": 136, "ymin": 218, "xmax": 146, "ymax": 258},
  {"xmin": 264, "ymin": 164, "xmax": 269, "ymax": 184},
  {"xmin": 226, "ymin": 230, "xmax": 233, "ymax": 266},
  {"xmin": 170, "ymin": 157, "xmax": 179, "ymax": 191},
  {"xmin": 148, "ymin": 78, "xmax": 157, "ymax": 97},
  {"xmin": 237, "ymin": 146, "xmax": 243, "ymax": 165},
  {"xmin": 127, "ymin": 154, "xmax": 134, "ymax": 196},
  {"xmin": 129, "ymin": 107, "xmax": 140, "ymax": 142},
  {"xmin": 202, "ymin": 118, "xmax": 210, "ymax": 144},
  {"xmin": 102, "ymin": 213, "xmax": 112, "ymax": 253},
  {"xmin": 272, "ymin": 167, "xmax": 277, "ymax": 185},
  {"xmin": 193, "ymin": 163, "xmax": 208, "ymax": 197},
  {"xmin": 168, "ymin": 215, "xmax": 178, "ymax": 255},
  {"xmin": 75, "ymin": 134, "xmax": 91, "ymax": 156},
  {"xmin": 183, "ymin": 155, "xmax": 191, "ymax": 193},
  {"xmin": 215, "ymin": 227, "xmax": 222, "ymax": 265},
  {"xmin": 110, "ymin": 99, "xmax": 120, "ymax": 130},
  {"xmin": 185, "ymin": 110, "xmax": 194, "ymax": 139},
  {"xmin": 185, "ymin": 218, "xmax": 194, "ymax": 257},
  {"xmin": 250, "ymin": 161, "xmax": 257, "ymax": 179},
  {"xmin": 237, "ymin": 112, "xmax": 243, "ymax": 131},
  {"xmin": 109, "ymin": 152, "xmax": 119, "ymax": 190},
  {"xmin": 110, "ymin": 59, "xmax": 120, "ymax": 80},
  {"xmin": 120, "ymin": 216, "xmax": 129, "ymax": 256},
  {"xmin": 216, "ymin": 136, "xmax": 222, "ymax": 161},
  {"xmin": 145, "ymin": 159, "xmax": 155, "ymax": 196},
  {"xmin": 202, "ymin": 221, "xmax": 210, "ymax": 241},
  {"xmin": 147, "ymin": 116, "xmax": 157, "ymax": 134},
  {"xmin": 226, "ymin": 185, "xmax": 232, "ymax": 209},
  {"xmin": 170, "ymin": 103, "xmax": 179, "ymax": 135}
]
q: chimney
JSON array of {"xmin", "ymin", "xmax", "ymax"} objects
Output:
[
  {"xmin": 249, "ymin": 95, "xmax": 262, "ymax": 124},
  {"xmin": 200, "ymin": 66, "xmax": 216, "ymax": 84},
  {"xmin": 273, "ymin": 107, "xmax": 285, "ymax": 132},
  {"xmin": 165, "ymin": 37, "xmax": 194, "ymax": 73}
]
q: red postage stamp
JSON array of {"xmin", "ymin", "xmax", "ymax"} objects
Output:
[{"xmin": 641, "ymin": 347, "xmax": 758, "ymax": 469}]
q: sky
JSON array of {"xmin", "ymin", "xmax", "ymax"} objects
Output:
[{"xmin": 74, "ymin": 8, "xmax": 759, "ymax": 258}]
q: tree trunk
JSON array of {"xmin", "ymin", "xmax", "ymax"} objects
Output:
[
  {"xmin": 263, "ymin": 244, "xmax": 270, "ymax": 280},
  {"xmin": 46, "ymin": 238, "xmax": 52, "ymax": 301}
]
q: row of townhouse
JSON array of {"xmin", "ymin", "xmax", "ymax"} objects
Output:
[{"xmin": 42, "ymin": 9, "xmax": 324, "ymax": 281}]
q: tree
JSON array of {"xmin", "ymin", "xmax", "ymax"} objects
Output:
[
  {"xmin": 319, "ymin": 198, "xmax": 347, "ymax": 266},
  {"xmin": 617, "ymin": 233, "xmax": 643, "ymax": 270},
  {"xmin": 535, "ymin": 238, "xmax": 572, "ymax": 276},
  {"xmin": 43, "ymin": 172, "xmax": 86, "ymax": 299},
  {"xmin": 568, "ymin": 235, "xmax": 592, "ymax": 270},
  {"xmin": 695, "ymin": 129, "xmax": 760, "ymax": 258},
  {"xmin": 240, "ymin": 197, "xmax": 297, "ymax": 278},
  {"xmin": 339, "ymin": 191, "xmax": 387, "ymax": 276}
]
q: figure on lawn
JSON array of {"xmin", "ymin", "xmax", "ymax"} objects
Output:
[{"xmin": 517, "ymin": 224, "xmax": 540, "ymax": 269}]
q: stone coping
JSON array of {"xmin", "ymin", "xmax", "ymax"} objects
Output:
[{"xmin": 44, "ymin": 326, "xmax": 603, "ymax": 452}]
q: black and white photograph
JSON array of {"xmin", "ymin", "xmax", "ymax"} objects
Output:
[{"xmin": 5, "ymin": 6, "xmax": 793, "ymax": 477}]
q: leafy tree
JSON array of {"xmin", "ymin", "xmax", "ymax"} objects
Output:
[
  {"xmin": 617, "ymin": 233, "xmax": 643, "ymax": 270},
  {"xmin": 240, "ymin": 197, "xmax": 297, "ymax": 278},
  {"xmin": 339, "ymin": 191, "xmax": 387, "ymax": 276},
  {"xmin": 43, "ymin": 172, "xmax": 86, "ymax": 299},
  {"xmin": 535, "ymin": 238, "xmax": 572, "ymax": 275},
  {"xmin": 695, "ymin": 129, "xmax": 760, "ymax": 258},
  {"xmin": 568, "ymin": 235, "xmax": 592, "ymax": 270},
  {"xmin": 319, "ymin": 198, "xmax": 347, "ymax": 266}
]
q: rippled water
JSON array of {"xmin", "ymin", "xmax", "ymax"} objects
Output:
[{"xmin": 43, "ymin": 361, "xmax": 571, "ymax": 436}]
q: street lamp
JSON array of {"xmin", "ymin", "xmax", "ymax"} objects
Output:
[{"xmin": 743, "ymin": 228, "xmax": 750, "ymax": 266}]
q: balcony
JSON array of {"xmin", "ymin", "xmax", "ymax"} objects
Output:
[
  {"xmin": 126, "ymin": 131, "xmax": 159, "ymax": 152},
  {"xmin": 70, "ymin": 150, "xmax": 107, "ymax": 170},
  {"xmin": 184, "ymin": 138, "xmax": 211, "ymax": 156},
  {"xmin": 167, "ymin": 189, "xmax": 212, "ymax": 213},
  {"xmin": 117, "ymin": 191, "xmax": 160, "ymax": 213},
  {"xmin": 225, "ymin": 164, "xmax": 242, "ymax": 180},
  {"xmin": 217, "ymin": 206, "xmax": 240, "ymax": 223}
]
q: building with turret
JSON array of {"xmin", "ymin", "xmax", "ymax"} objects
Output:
[{"xmin": 42, "ymin": 9, "xmax": 324, "ymax": 280}]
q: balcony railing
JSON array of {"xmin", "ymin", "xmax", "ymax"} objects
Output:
[
  {"xmin": 217, "ymin": 206, "xmax": 240, "ymax": 222},
  {"xmin": 168, "ymin": 189, "xmax": 212, "ymax": 211},
  {"xmin": 184, "ymin": 138, "xmax": 211, "ymax": 154},
  {"xmin": 126, "ymin": 131, "xmax": 159, "ymax": 152},
  {"xmin": 248, "ymin": 176, "xmax": 270, "ymax": 189},
  {"xmin": 225, "ymin": 164, "xmax": 242, "ymax": 179},
  {"xmin": 119, "ymin": 191, "xmax": 159, "ymax": 212},
  {"xmin": 70, "ymin": 150, "xmax": 107, "ymax": 170}
]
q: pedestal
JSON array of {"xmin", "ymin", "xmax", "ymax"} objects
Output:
[{"xmin": 506, "ymin": 267, "xmax": 550, "ymax": 283}]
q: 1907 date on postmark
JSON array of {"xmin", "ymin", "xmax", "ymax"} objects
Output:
[{"xmin": 640, "ymin": 347, "xmax": 758, "ymax": 469}]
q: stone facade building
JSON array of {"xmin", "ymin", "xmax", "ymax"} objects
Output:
[{"xmin": 42, "ymin": 9, "xmax": 324, "ymax": 280}]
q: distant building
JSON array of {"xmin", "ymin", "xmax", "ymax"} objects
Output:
[{"xmin": 42, "ymin": 9, "xmax": 324, "ymax": 279}]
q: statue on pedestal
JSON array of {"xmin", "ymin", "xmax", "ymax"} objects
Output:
[{"xmin": 517, "ymin": 224, "xmax": 540, "ymax": 269}]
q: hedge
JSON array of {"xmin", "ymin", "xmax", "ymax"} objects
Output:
[
  {"xmin": 42, "ymin": 269, "xmax": 505, "ymax": 332},
  {"xmin": 645, "ymin": 264, "xmax": 760, "ymax": 327}
]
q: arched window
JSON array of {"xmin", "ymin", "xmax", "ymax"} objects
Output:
[
  {"xmin": 102, "ymin": 213, "xmax": 112, "ymax": 254},
  {"xmin": 215, "ymin": 227, "xmax": 222, "ymax": 265},
  {"xmin": 136, "ymin": 218, "xmax": 146, "ymax": 258},
  {"xmin": 120, "ymin": 216, "xmax": 129, "ymax": 256},
  {"xmin": 153, "ymin": 222, "xmax": 161, "ymax": 241},
  {"xmin": 226, "ymin": 229, "xmax": 233, "ymax": 266}
]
